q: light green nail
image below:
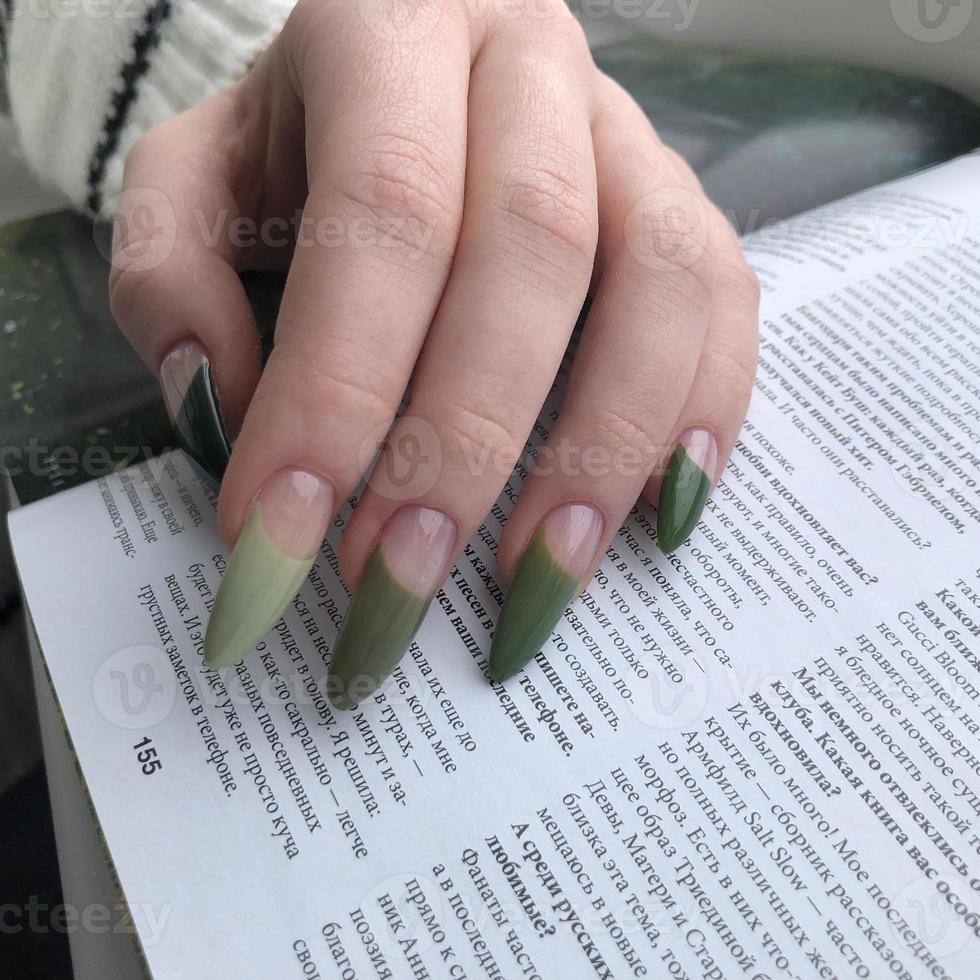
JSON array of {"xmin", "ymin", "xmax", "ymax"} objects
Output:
[{"xmin": 204, "ymin": 506, "xmax": 313, "ymax": 669}]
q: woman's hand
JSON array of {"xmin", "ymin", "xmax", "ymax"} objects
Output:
[{"xmin": 109, "ymin": 0, "xmax": 759, "ymax": 708}]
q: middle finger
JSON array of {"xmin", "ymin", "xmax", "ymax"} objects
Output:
[{"xmin": 328, "ymin": 12, "xmax": 598, "ymax": 709}]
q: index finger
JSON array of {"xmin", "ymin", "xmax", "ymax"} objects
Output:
[{"xmin": 204, "ymin": 2, "xmax": 473, "ymax": 667}]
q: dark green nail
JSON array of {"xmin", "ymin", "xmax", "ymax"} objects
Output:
[
  {"xmin": 327, "ymin": 507, "xmax": 455, "ymax": 710},
  {"xmin": 657, "ymin": 428, "xmax": 717, "ymax": 554},
  {"xmin": 160, "ymin": 341, "xmax": 231, "ymax": 487},
  {"xmin": 489, "ymin": 503, "xmax": 603, "ymax": 683}
]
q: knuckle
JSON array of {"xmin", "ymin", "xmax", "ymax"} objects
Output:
[
  {"xmin": 625, "ymin": 187, "xmax": 713, "ymax": 291},
  {"xmin": 589, "ymin": 402, "xmax": 660, "ymax": 463},
  {"xmin": 635, "ymin": 264, "xmax": 713, "ymax": 332},
  {"xmin": 329, "ymin": 129, "xmax": 459, "ymax": 260},
  {"xmin": 719, "ymin": 258, "xmax": 762, "ymax": 309},
  {"xmin": 702, "ymin": 330, "xmax": 759, "ymax": 397},
  {"xmin": 437, "ymin": 397, "xmax": 524, "ymax": 466},
  {"xmin": 667, "ymin": 222, "xmax": 714, "ymax": 287},
  {"xmin": 492, "ymin": 165, "xmax": 597, "ymax": 269},
  {"xmin": 268, "ymin": 341, "xmax": 398, "ymax": 425},
  {"xmin": 674, "ymin": 259, "xmax": 715, "ymax": 312}
]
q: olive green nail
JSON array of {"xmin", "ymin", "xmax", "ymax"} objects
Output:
[
  {"xmin": 489, "ymin": 503, "xmax": 603, "ymax": 683},
  {"xmin": 327, "ymin": 507, "xmax": 455, "ymax": 711}
]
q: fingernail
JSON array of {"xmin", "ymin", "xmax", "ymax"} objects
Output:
[
  {"xmin": 205, "ymin": 469, "xmax": 333, "ymax": 668},
  {"xmin": 657, "ymin": 427, "xmax": 717, "ymax": 554},
  {"xmin": 159, "ymin": 340, "xmax": 231, "ymax": 487},
  {"xmin": 489, "ymin": 503, "xmax": 603, "ymax": 683},
  {"xmin": 327, "ymin": 506, "xmax": 456, "ymax": 711}
]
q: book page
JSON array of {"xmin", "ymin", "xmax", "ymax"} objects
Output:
[{"xmin": 10, "ymin": 153, "xmax": 980, "ymax": 980}]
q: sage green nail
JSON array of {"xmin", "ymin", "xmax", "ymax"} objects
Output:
[
  {"xmin": 205, "ymin": 470, "xmax": 332, "ymax": 669},
  {"xmin": 327, "ymin": 506, "xmax": 455, "ymax": 711},
  {"xmin": 489, "ymin": 503, "xmax": 603, "ymax": 683},
  {"xmin": 657, "ymin": 428, "xmax": 717, "ymax": 554}
]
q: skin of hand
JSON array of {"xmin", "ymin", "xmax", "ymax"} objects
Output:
[{"xmin": 108, "ymin": 0, "xmax": 760, "ymax": 708}]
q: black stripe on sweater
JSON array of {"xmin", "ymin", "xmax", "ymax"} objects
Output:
[
  {"xmin": 0, "ymin": 0, "xmax": 13, "ymax": 85},
  {"xmin": 85, "ymin": 0, "xmax": 172, "ymax": 214}
]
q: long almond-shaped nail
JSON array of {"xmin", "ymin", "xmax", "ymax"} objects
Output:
[
  {"xmin": 205, "ymin": 469, "xmax": 332, "ymax": 668},
  {"xmin": 327, "ymin": 506, "xmax": 456, "ymax": 711},
  {"xmin": 159, "ymin": 340, "xmax": 231, "ymax": 487},
  {"xmin": 657, "ymin": 427, "xmax": 717, "ymax": 554},
  {"xmin": 489, "ymin": 503, "xmax": 603, "ymax": 683}
]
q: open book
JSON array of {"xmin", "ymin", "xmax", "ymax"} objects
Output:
[{"xmin": 10, "ymin": 152, "xmax": 980, "ymax": 980}]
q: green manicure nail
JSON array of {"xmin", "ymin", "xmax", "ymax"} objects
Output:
[
  {"xmin": 327, "ymin": 506, "xmax": 455, "ymax": 711},
  {"xmin": 327, "ymin": 550, "xmax": 432, "ymax": 710},
  {"xmin": 489, "ymin": 503, "xmax": 603, "ymax": 684},
  {"xmin": 174, "ymin": 360, "xmax": 231, "ymax": 486},
  {"xmin": 160, "ymin": 341, "xmax": 230, "ymax": 488},
  {"xmin": 489, "ymin": 532, "xmax": 579, "ymax": 683},
  {"xmin": 657, "ymin": 429, "xmax": 716, "ymax": 554},
  {"xmin": 204, "ymin": 508, "xmax": 315, "ymax": 669}
]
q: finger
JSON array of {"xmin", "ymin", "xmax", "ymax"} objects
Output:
[
  {"xmin": 490, "ymin": 76, "xmax": 730, "ymax": 681},
  {"xmin": 326, "ymin": 12, "xmax": 599, "ymax": 710},
  {"xmin": 109, "ymin": 93, "xmax": 265, "ymax": 485},
  {"xmin": 204, "ymin": 2, "xmax": 472, "ymax": 669}
]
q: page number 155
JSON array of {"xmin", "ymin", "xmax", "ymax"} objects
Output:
[{"xmin": 132, "ymin": 736, "xmax": 163, "ymax": 776}]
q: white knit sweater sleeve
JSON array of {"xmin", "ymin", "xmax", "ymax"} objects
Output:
[{"xmin": 1, "ymin": 0, "xmax": 296, "ymax": 214}]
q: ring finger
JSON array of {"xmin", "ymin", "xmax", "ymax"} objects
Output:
[{"xmin": 491, "ymin": 75, "xmax": 758, "ymax": 681}]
